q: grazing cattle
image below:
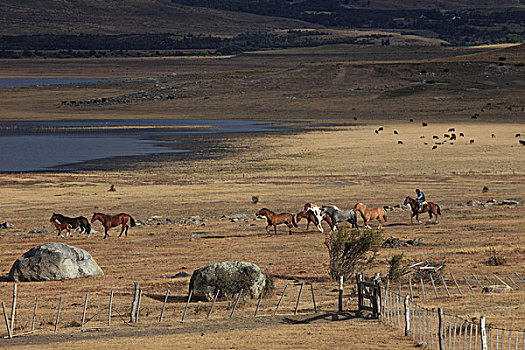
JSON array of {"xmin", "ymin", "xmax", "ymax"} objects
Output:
[
  {"xmin": 491, "ymin": 134, "xmax": 496, "ymax": 138},
  {"xmin": 519, "ymin": 140, "xmax": 525, "ymax": 146},
  {"xmin": 378, "ymin": 127, "xmax": 384, "ymax": 131},
  {"xmin": 409, "ymin": 119, "xmax": 414, "ymax": 122},
  {"xmin": 432, "ymin": 145, "xmax": 438, "ymax": 150},
  {"xmin": 256, "ymin": 208, "xmax": 297, "ymax": 235},
  {"xmin": 393, "ymin": 130, "xmax": 398, "ymax": 134},
  {"xmin": 398, "ymin": 140, "xmax": 403, "ymax": 144},
  {"xmin": 459, "ymin": 132, "xmax": 465, "ymax": 137},
  {"xmin": 353, "ymin": 203, "xmax": 387, "ymax": 229},
  {"xmin": 516, "ymin": 134, "xmax": 521, "ymax": 138},
  {"xmin": 450, "ymin": 134, "xmax": 457, "ymax": 140},
  {"xmin": 375, "ymin": 129, "xmax": 379, "ymax": 134},
  {"xmin": 422, "ymin": 122, "xmax": 428, "ymax": 127},
  {"xmin": 470, "ymin": 139, "xmax": 475, "ymax": 144},
  {"xmin": 448, "ymin": 128, "xmax": 455, "ymax": 132},
  {"xmin": 433, "ymin": 135, "xmax": 439, "ymax": 139},
  {"xmin": 420, "ymin": 136, "xmax": 425, "ymax": 139},
  {"xmin": 91, "ymin": 212, "xmax": 136, "ymax": 239},
  {"xmin": 444, "ymin": 134, "xmax": 450, "ymax": 138}
]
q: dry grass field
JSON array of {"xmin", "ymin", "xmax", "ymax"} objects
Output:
[{"xmin": 0, "ymin": 43, "xmax": 524, "ymax": 348}]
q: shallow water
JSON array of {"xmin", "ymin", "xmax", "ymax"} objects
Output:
[
  {"xmin": 0, "ymin": 78, "xmax": 110, "ymax": 88},
  {"xmin": 0, "ymin": 119, "xmax": 285, "ymax": 172}
]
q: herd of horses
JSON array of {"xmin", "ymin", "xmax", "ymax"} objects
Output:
[
  {"xmin": 47, "ymin": 195, "xmax": 440, "ymax": 239},
  {"xmin": 50, "ymin": 212, "xmax": 135, "ymax": 239},
  {"xmin": 256, "ymin": 196, "xmax": 441, "ymax": 235}
]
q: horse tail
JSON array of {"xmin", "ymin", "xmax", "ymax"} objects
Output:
[
  {"xmin": 129, "ymin": 215, "xmax": 137, "ymax": 227},
  {"xmin": 437, "ymin": 205, "xmax": 441, "ymax": 216},
  {"xmin": 292, "ymin": 215, "xmax": 298, "ymax": 228}
]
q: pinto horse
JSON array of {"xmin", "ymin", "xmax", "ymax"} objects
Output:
[
  {"xmin": 403, "ymin": 196, "xmax": 441, "ymax": 224},
  {"xmin": 256, "ymin": 208, "xmax": 297, "ymax": 235},
  {"xmin": 353, "ymin": 203, "xmax": 387, "ymax": 229},
  {"xmin": 50, "ymin": 213, "xmax": 91, "ymax": 237},
  {"xmin": 303, "ymin": 203, "xmax": 325, "ymax": 233},
  {"xmin": 296, "ymin": 210, "xmax": 333, "ymax": 231},
  {"xmin": 91, "ymin": 212, "xmax": 136, "ymax": 239}
]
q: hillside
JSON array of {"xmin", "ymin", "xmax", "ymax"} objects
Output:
[{"xmin": 0, "ymin": 0, "xmax": 313, "ymax": 36}]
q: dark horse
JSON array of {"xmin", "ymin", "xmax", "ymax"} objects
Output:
[
  {"xmin": 403, "ymin": 196, "xmax": 441, "ymax": 224},
  {"xmin": 321, "ymin": 206, "xmax": 358, "ymax": 231},
  {"xmin": 296, "ymin": 210, "xmax": 333, "ymax": 231},
  {"xmin": 50, "ymin": 213, "xmax": 91, "ymax": 237},
  {"xmin": 91, "ymin": 212, "xmax": 136, "ymax": 239},
  {"xmin": 256, "ymin": 208, "xmax": 297, "ymax": 235}
]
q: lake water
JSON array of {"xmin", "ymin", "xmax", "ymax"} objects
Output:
[
  {"xmin": 0, "ymin": 78, "xmax": 110, "ymax": 88},
  {"xmin": 0, "ymin": 119, "xmax": 287, "ymax": 172}
]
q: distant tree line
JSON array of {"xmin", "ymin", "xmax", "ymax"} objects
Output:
[
  {"xmin": 0, "ymin": 30, "xmax": 376, "ymax": 58},
  {"xmin": 171, "ymin": 0, "xmax": 525, "ymax": 45}
]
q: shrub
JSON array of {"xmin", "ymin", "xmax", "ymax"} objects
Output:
[
  {"xmin": 324, "ymin": 228, "xmax": 382, "ymax": 281},
  {"xmin": 387, "ymin": 254, "xmax": 408, "ymax": 281},
  {"xmin": 486, "ymin": 246, "xmax": 506, "ymax": 266},
  {"xmin": 263, "ymin": 274, "xmax": 274, "ymax": 296}
]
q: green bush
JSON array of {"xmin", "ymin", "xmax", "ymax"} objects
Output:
[
  {"xmin": 324, "ymin": 228, "xmax": 382, "ymax": 281},
  {"xmin": 387, "ymin": 254, "xmax": 408, "ymax": 281}
]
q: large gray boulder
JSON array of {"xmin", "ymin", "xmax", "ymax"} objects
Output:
[
  {"xmin": 189, "ymin": 261, "xmax": 266, "ymax": 301},
  {"xmin": 8, "ymin": 243, "xmax": 103, "ymax": 282}
]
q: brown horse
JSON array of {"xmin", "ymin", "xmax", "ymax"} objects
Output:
[
  {"xmin": 353, "ymin": 203, "xmax": 387, "ymax": 229},
  {"xmin": 403, "ymin": 196, "xmax": 441, "ymax": 224},
  {"xmin": 296, "ymin": 210, "xmax": 333, "ymax": 231},
  {"xmin": 256, "ymin": 208, "xmax": 297, "ymax": 235},
  {"xmin": 91, "ymin": 212, "xmax": 136, "ymax": 239},
  {"xmin": 51, "ymin": 219, "xmax": 72, "ymax": 238}
]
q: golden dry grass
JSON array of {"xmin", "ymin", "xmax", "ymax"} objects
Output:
[{"xmin": 0, "ymin": 44, "xmax": 525, "ymax": 348}]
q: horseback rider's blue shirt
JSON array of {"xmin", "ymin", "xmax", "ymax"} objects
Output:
[{"xmin": 417, "ymin": 192, "xmax": 425, "ymax": 201}]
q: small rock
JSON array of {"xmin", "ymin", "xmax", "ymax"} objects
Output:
[
  {"xmin": 501, "ymin": 199, "xmax": 520, "ymax": 205},
  {"xmin": 171, "ymin": 271, "xmax": 191, "ymax": 278},
  {"xmin": 482, "ymin": 285, "xmax": 511, "ymax": 294},
  {"xmin": 166, "ymin": 217, "xmax": 176, "ymax": 224},
  {"xmin": 230, "ymin": 213, "xmax": 248, "ymax": 222},
  {"xmin": 29, "ymin": 228, "xmax": 47, "ymax": 234},
  {"xmin": 0, "ymin": 222, "xmax": 14, "ymax": 229}
]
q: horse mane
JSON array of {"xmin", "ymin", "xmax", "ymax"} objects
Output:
[{"xmin": 260, "ymin": 208, "xmax": 274, "ymax": 214}]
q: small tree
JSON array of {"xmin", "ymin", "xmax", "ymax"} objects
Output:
[{"xmin": 325, "ymin": 228, "xmax": 382, "ymax": 281}]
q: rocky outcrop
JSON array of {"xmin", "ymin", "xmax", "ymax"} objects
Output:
[
  {"xmin": 189, "ymin": 261, "xmax": 266, "ymax": 301},
  {"xmin": 8, "ymin": 243, "xmax": 103, "ymax": 282}
]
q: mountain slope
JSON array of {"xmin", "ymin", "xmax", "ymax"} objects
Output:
[{"xmin": 0, "ymin": 0, "xmax": 314, "ymax": 36}]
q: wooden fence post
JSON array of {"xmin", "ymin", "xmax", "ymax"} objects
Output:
[
  {"xmin": 441, "ymin": 275, "xmax": 451, "ymax": 297},
  {"xmin": 10, "ymin": 283, "xmax": 17, "ymax": 334},
  {"xmin": 2, "ymin": 302, "xmax": 12, "ymax": 339},
  {"xmin": 136, "ymin": 290, "xmax": 143, "ymax": 322},
  {"xmin": 274, "ymin": 284, "xmax": 288, "ymax": 316},
  {"xmin": 404, "ymin": 295, "xmax": 410, "ymax": 336},
  {"xmin": 421, "ymin": 278, "xmax": 427, "ymax": 302},
  {"xmin": 294, "ymin": 283, "xmax": 304, "ymax": 315},
  {"xmin": 54, "ymin": 297, "xmax": 62, "ymax": 333},
  {"xmin": 472, "ymin": 274, "xmax": 484, "ymax": 289},
  {"xmin": 450, "ymin": 273, "xmax": 463, "ymax": 295},
  {"xmin": 81, "ymin": 294, "xmax": 88, "ymax": 330},
  {"xmin": 181, "ymin": 290, "xmax": 193, "ymax": 323},
  {"xmin": 31, "ymin": 297, "xmax": 38, "ymax": 333},
  {"xmin": 108, "ymin": 291, "xmax": 113, "ymax": 327},
  {"xmin": 310, "ymin": 283, "xmax": 317, "ymax": 314},
  {"xmin": 430, "ymin": 274, "xmax": 439, "ymax": 298},
  {"xmin": 464, "ymin": 276, "xmax": 475, "ymax": 294},
  {"xmin": 159, "ymin": 289, "xmax": 169, "ymax": 323},
  {"xmin": 130, "ymin": 282, "xmax": 139, "ymax": 323},
  {"xmin": 339, "ymin": 275, "xmax": 345, "ymax": 313},
  {"xmin": 229, "ymin": 289, "xmax": 243, "ymax": 318},
  {"xmin": 438, "ymin": 308, "xmax": 445, "ymax": 350},
  {"xmin": 207, "ymin": 289, "xmax": 220, "ymax": 320},
  {"xmin": 409, "ymin": 276, "xmax": 414, "ymax": 301},
  {"xmin": 254, "ymin": 289, "xmax": 264, "ymax": 317}
]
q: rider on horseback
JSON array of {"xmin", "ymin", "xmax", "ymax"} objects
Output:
[{"xmin": 416, "ymin": 189, "xmax": 426, "ymax": 213}]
